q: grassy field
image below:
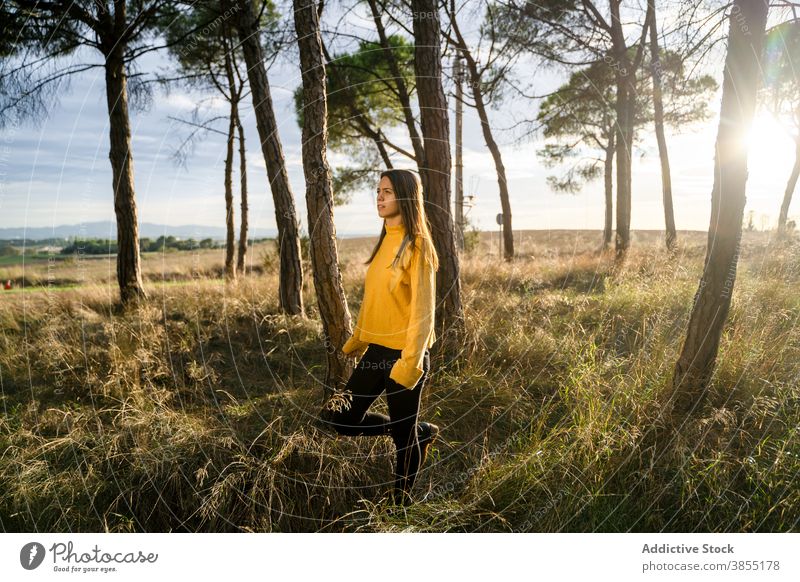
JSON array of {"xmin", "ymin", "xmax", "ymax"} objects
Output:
[
  {"xmin": 1, "ymin": 228, "xmax": 798, "ymax": 532},
  {"xmin": 0, "ymin": 247, "xmax": 262, "ymax": 289}
]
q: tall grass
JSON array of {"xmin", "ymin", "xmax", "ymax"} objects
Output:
[{"xmin": 0, "ymin": 230, "xmax": 798, "ymax": 531}]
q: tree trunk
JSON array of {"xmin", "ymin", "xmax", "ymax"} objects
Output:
[
  {"xmin": 604, "ymin": 135, "xmax": 615, "ymax": 248},
  {"xmin": 233, "ymin": 0, "xmax": 304, "ymax": 315},
  {"xmin": 609, "ymin": 0, "xmax": 651, "ymax": 258},
  {"xmin": 649, "ymin": 0, "xmax": 677, "ymax": 251},
  {"xmin": 613, "ymin": 74, "xmax": 634, "ymax": 257},
  {"xmin": 293, "ymin": 0, "xmax": 354, "ymax": 403},
  {"xmin": 450, "ymin": 5, "xmax": 514, "ymax": 261},
  {"xmin": 236, "ymin": 109, "xmax": 249, "ymax": 274},
  {"xmin": 777, "ymin": 138, "xmax": 800, "ymax": 233},
  {"xmin": 224, "ymin": 101, "xmax": 236, "ymax": 282},
  {"xmin": 671, "ymin": 0, "xmax": 769, "ymax": 417},
  {"xmin": 222, "ymin": 44, "xmax": 238, "ymax": 282},
  {"xmin": 104, "ymin": 48, "xmax": 147, "ymax": 305},
  {"xmin": 411, "ymin": 0, "xmax": 465, "ymax": 348},
  {"xmin": 454, "ymin": 52, "xmax": 464, "ymax": 251}
]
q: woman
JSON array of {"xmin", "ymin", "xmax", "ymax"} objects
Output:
[{"xmin": 326, "ymin": 168, "xmax": 440, "ymax": 507}]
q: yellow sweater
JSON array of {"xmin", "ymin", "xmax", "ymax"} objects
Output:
[{"xmin": 341, "ymin": 222, "xmax": 437, "ymax": 389}]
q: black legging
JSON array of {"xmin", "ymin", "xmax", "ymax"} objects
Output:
[{"xmin": 326, "ymin": 342, "xmax": 431, "ymax": 503}]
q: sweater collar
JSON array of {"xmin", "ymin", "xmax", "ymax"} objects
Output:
[{"xmin": 385, "ymin": 222, "xmax": 406, "ymax": 236}]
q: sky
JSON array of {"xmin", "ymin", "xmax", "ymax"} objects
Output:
[{"xmin": 1, "ymin": 2, "xmax": 798, "ymax": 239}]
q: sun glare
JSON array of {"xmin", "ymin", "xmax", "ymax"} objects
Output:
[{"xmin": 746, "ymin": 110, "xmax": 797, "ymax": 168}]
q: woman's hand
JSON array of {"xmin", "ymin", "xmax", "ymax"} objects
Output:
[
  {"xmin": 339, "ymin": 344, "xmax": 366, "ymax": 364},
  {"xmin": 342, "ymin": 335, "xmax": 369, "ymax": 359}
]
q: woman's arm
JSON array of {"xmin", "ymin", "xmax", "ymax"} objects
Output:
[
  {"xmin": 389, "ymin": 239, "xmax": 436, "ymax": 389},
  {"xmin": 341, "ymin": 299, "xmax": 369, "ymax": 357}
]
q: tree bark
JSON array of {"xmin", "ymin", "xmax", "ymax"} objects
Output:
[
  {"xmin": 224, "ymin": 100, "xmax": 237, "ymax": 282},
  {"xmin": 609, "ymin": 0, "xmax": 652, "ymax": 258},
  {"xmin": 649, "ymin": 0, "xmax": 677, "ymax": 251},
  {"xmin": 449, "ymin": 2, "xmax": 514, "ymax": 260},
  {"xmin": 777, "ymin": 138, "xmax": 800, "ymax": 233},
  {"xmin": 613, "ymin": 79, "xmax": 634, "ymax": 257},
  {"xmin": 222, "ymin": 43, "xmax": 239, "ymax": 282},
  {"xmin": 222, "ymin": 24, "xmax": 248, "ymax": 277},
  {"xmin": 233, "ymin": 0, "xmax": 304, "ymax": 315},
  {"xmin": 293, "ymin": 0, "xmax": 354, "ymax": 403},
  {"xmin": 454, "ymin": 51, "xmax": 464, "ymax": 251},
  {"xmin": 103, "ymin": 46, "xmax": 147, "ymax": 305},
  {"xmin": 671, "ymin": 0, "xmax": 769, "ymax": 417},
  {"xmin": 610, "ymin": 0, "xmax": 634, "ymax": 258},
  {"xmin": 411, "ymin": 0, "xmax": 465, "ymax": 347},
  {"xmin": 604, "ymin": 134, "xmax": 615, "ymax": 248},
  {"xmin": 236, "ymin": 108, "xmax": 249, "ymax": 274}
]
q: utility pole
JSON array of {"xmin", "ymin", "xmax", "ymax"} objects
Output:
[{"xmin": 454, "ymin": 49, "xmax": 465, "ymax": 250}]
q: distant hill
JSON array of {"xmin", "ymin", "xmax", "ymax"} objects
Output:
[
  {"xmin": 0, "ymin": 221, "xmax": 249, "ymax": 241},
  {"xmin": 0, "ymin": 221, "xmax": 379, "ymax": 241}
]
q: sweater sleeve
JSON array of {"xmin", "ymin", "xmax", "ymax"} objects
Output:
[
  {"xmin": 389, "ymin": 240, "xmax": 436, "ymax": 389},
  {"xmin": 341, "ymin": 301, "xmax": 369, "ymax": 357}
]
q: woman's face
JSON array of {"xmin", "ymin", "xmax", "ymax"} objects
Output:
[{"xmin": 376, "ymin": 176, "xmax": 400, "ymax": 220}]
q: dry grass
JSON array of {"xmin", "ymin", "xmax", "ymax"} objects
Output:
[{"xmin": 1, "ymin": 229, "xmax": 798, "ymax": 532}]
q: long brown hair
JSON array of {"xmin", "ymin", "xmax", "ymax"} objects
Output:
[{"xmin": 365, "ymin": 169, "xmax": 439, "ymax": 271}]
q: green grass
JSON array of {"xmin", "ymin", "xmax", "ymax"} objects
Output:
[
  {"xmin": 0, "ymin": 253, "xmax": 73, "ymax": 266},
  {"xmin": 0, "ymin": 229, "xmax": 798, "ymax": 532}
]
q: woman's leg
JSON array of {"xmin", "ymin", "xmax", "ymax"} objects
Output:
[
  {"xmin": 385, "ymin": 350, "xmax": 431, "ymax": 504},
  {"xmin": 325, "ymin": 344, "xmax": 391, "ymax": 437}
]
